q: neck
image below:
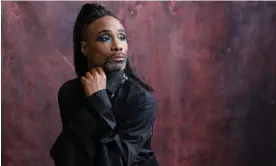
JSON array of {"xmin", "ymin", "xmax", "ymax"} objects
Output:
[{"xmin": 106, "ymin": 69, "xmax": 124, "ymax": 81}]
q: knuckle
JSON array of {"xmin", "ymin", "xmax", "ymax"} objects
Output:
[
  {"xmin": 85, "ymin": 72, "xmax": 92, "ymax": 78},
  {"xmin": 92, "ymin": 69, "xmax": 97, "ymax": 74}
]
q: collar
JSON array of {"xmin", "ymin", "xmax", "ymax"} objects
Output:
[{"xmin": 106, "ymin": 70, "xmax": 127, "ymax": 94}]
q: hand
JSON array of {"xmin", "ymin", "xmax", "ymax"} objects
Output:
[{"xmin": 81, "ymin": 67, "xmax": 107, "ymax": 96}]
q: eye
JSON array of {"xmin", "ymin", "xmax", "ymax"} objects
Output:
[
  {"xmin": 118, "ymin": 34, "xmax": 127, "ymax": 41},
  {"xmin": 97, "ymin": 35, "xmax": 112, "ymax": 42}
]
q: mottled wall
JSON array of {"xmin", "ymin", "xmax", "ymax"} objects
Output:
[{"xmin": 2, "ymin": 1, "xmax": 276, "ymax": 166}]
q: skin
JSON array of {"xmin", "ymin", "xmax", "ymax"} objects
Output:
[{"xmin": 80, "ymin": 16, "xmax": 128, "ymax": 96}]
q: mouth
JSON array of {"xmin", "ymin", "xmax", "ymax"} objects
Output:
[{"xmin": 108, "ymin": 54, "xmax": 126, "ymax": 62}]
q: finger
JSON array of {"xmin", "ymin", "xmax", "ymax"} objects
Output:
[
  {"xmin": 85, "ymin": 72, "xmax": 92, "ymax": 80},
  {"xmin": 80, "ymin": 76, "xmax": 87, "ymax": 84},
  {"xmin": 96, "ymin": 67, "xmax": 105, "ymax": 76},
  {"xmin": 90, "ymin": 68, "xmax": 98, "ymax": 76}
]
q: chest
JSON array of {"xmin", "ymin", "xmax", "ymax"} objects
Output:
[
  {"xmin": 72, "ymin": 82, "xmax": 138, "ymax": 125},
  {"xmin": 108, "ymin": 85, "xmax": 132, "ymax": 123}
]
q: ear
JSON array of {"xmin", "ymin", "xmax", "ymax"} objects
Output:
[{"xmin": 81, "ymin": 41, "xmax": 88, "ymax": 57}]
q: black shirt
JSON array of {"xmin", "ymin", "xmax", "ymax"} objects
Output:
[{"xmin": 50, "ymin": 70, "xmax": 159, "ymax": 166}]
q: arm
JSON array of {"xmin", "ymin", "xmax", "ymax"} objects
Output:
[
  {"xmin": 50, "ymin": 84, "xmax": 97, "ymax": 165},
  {"xmin": 86, "ymin": 89, "xmax": 157, "ymax": 166}
]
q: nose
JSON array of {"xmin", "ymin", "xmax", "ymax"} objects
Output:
[{"xmin": 111, "ymin": 39, "xmax": 123, "ymax": 52}]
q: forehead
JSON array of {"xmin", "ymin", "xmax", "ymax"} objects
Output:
[{"xmin": 87, "ymin": 16, "xmax": 124, "ymax": 34}]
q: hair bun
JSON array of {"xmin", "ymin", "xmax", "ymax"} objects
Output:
[{"xmin": 80, "ymin": 3, "xmax": 107, "ymax": 15}]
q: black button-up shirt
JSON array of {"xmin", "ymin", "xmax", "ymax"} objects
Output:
[{"xmin": 50, "ymin": 70, "xmax": 159, "ymax": 166}]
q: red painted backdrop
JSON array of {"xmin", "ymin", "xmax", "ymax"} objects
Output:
[{"xmin": 2, "ymin": 1, "xmax": 276, "ymax": 166}]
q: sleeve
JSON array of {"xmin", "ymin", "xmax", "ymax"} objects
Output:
[
  {"xmin": 85, "ymin": 89, "xmax": 157, "ymax": 166},
  {"xmin": 50, "ymin": 85, "xmax": 97, "ymax": 165}
]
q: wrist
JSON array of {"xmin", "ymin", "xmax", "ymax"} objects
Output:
[{"xmin": 87, "ymin": 88, "xmax": 106, "ymax": 97}]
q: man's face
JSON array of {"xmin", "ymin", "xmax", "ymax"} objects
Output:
[{"xmin": 81, "ymin": 16, "xmax": 128, "ymax": 72}]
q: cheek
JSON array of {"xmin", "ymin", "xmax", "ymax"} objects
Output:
[
  {"xmin": 89, "ymin": 44, "xmax": 110, "ymax": 63},
  {"xmin": 93, "ymin": 44, "xmax": 110, "ymax": 55},
  {"xmin": 123, "ymin": 43, "xmax": 128, "ymax": 53}
]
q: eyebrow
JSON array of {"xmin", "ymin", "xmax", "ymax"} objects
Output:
[{"xmin": 97, "ymin": 29, "xmax": 126, "ymax": 35}]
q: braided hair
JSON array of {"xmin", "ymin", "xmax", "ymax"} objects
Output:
[{"xmin": 73, "ymin": 3, "xmax": 154, "ymax": 92}]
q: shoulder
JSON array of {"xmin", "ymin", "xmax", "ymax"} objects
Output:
[
  {"xmin": 124, "ymin": 77, "xmax": 157, "ymax": 114},
  {"xmin": 125, "ymin": 76, "xmax": 154, "ymax": 99},
  {"xmin": 58, "ymin": 77, "xmax": 82, "ymax": 101}
]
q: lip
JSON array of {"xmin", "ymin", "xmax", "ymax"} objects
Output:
[
  {"xmin": 109, "ymin": 57, "xmax": 125, "ymax": 62},
  {"xmin": 109, "ymin": 54, "xmax": 125, "ymax": 61}
]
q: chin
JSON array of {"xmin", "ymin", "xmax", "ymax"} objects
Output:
[{"xmin": 104, "ymin": 61, "xmax": 126, "ymax": 72}]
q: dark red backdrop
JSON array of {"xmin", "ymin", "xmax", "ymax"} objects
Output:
[{"xmin": 2, "ymin": 1, "xmax": 276, "ymax": 166}]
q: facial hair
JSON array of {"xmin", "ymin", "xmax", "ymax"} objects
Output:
[{"xmin": 104, "ymin": 56, "xmax": 127, "ymax": 72}]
